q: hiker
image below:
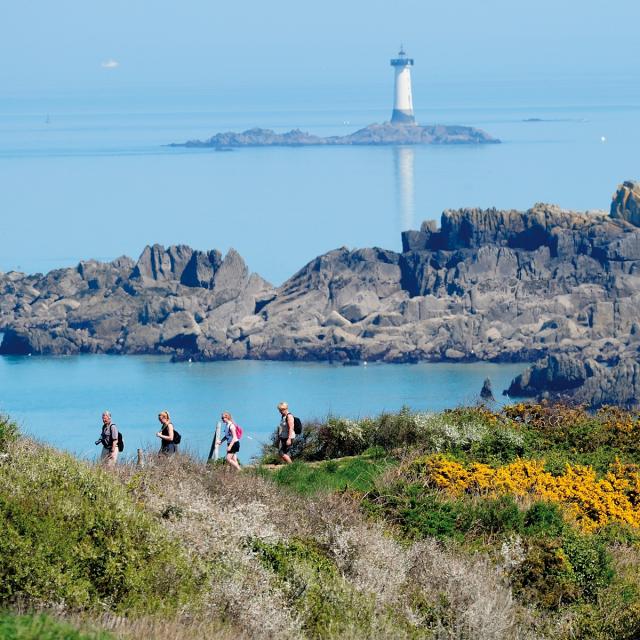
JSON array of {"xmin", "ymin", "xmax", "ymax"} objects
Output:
[
  {"xmin": 96, "ymin": 410, "xmax": 119, "ymax": 467},
  {"xmin": 156, "ymin": 410, "xmax": 177, "ymax": 455},
  {"xmin": 217, "ymin": 411, "xmax": 241, "ymax": 470},
  {"xmin": 277, "ymin": 401, "xmax": 295, "ymax": 464}
]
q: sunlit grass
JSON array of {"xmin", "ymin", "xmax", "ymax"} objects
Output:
[
  {"xmin": 264, "ymin": 450, "xmax": 397, "ymax": 495},
  {"xmin": 0, "ymin": 613, "xmax": 112, "ymax": 640}
]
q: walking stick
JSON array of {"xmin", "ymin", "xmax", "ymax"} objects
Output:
[{"xmin": 208, "ymin": 421, "xmax": 222, "ymax": 461}]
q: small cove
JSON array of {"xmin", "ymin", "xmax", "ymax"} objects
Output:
[{"xmin": 0, "ymin": 354, "xmax": 524, "ymax": 462}]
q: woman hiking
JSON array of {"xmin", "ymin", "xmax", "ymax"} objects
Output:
[
  {"xmin": 156, "ymin": 410, "xmax": 177, "ymax": 455},
  {"xmin": 277, "ymin": 401, "xmax": 295, "ymax": 464},
  {"xmin": 217, "ymin": 411, "xmax": 241, "ymax": 470}
]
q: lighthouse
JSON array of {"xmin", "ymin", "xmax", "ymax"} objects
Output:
[{"xmin": 390, "ymin": 47, "xmax": 415, "ymax": 124}]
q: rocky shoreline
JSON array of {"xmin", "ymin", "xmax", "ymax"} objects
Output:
[
  {"xmin": 170, "ymin": 122, "xmax": 499, "ymax": 148},
  {"xmin": 2, "ymin": 181, "xmax": 640, "ymax": 408}
]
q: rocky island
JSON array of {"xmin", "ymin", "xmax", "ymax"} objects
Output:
[
  {"xmin": 2, "ymin": 180, "xmax": 640, "ymax": 408},
  {"xmin": 170, "ymin": 121, "xmax": 499, "ymax": 148}
]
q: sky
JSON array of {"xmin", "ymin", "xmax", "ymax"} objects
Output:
[
  {"xmin": 2, "ymin": 0, "xmax": 639, "ymax": 98},
  {"xmin": 1, "ymin": 0, "xmax": 640, "ymax": 282}
]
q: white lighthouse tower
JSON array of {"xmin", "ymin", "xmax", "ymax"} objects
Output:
[{"xmin": 390, "ymin": 46, "xmax": 415, "ymax": 124}]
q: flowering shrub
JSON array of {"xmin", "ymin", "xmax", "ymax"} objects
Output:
[
  {"xmin": 262, "ymin": 406, "xmax": 527, "ymax": 464},
  {"xmin": 410, "ymin": 454, "xmax": 640, "ymax": 533}
]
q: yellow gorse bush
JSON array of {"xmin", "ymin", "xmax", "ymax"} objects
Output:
[{"xmin": 411, "ymin": 455, "xmax": 640, "ymax": 533}]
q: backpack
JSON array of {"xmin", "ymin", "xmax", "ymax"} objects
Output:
[
  {"xmin": 291, "ymin": 415, "xmax": 303, "ymax": 436},
  {"xmin": 234, "ymin": 424, "xmax": 243, "ymax": 439},
  {"xmin": 172, "ymin": 429, "xmax": 181, "ymax": 445},
  {"xmin": 103, "ymin": 424, "xmax": 124, "ymax": 452}
]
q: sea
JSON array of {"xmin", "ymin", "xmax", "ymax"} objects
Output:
[
  {"xmin": 1, "ymin": 77, "xmax": 639, "ymax": 460},
  {"xmin": 0, "ymin": 354, "xmax": 523, "ymax": 462}
]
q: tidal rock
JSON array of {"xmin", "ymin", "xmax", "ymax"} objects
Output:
[{"xmin": 480, "ymin": 378, "xmax": 494, "ymax": 401}]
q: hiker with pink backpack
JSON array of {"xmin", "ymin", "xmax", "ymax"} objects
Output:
[{"xmin": 217, "ymin": 411, "xmax": 242, "ymax": 470}]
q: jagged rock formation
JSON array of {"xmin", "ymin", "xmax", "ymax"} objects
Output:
[
  {"xmin": 0, "ymin": 246, "xmax": 274, "ymax": 356},
  {"xmin": 611, "ymin": 180, "xmax": 640, "ymax": 227},
  {"xmin": 480, "ymin": 378, "xmax": 495, "ymax": 402},
  {"xmin": 171, "ymin": 122, "xmax": 499, "ymax": 148},
  {"xmin": 502, "ymin": 180, "xmax": 640, "ymax": 407},
  {"xmin": 2, "ymin": 181, "xmax": 640, "ymax": 408}
]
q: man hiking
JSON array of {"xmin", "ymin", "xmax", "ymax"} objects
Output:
[
  {"xmin": 277, "ymin": 401, "xmax": 295, "ymax": 464},
  {"xmin": 96, "ymin": 410, "xmax": 119, "ymax": 467}
]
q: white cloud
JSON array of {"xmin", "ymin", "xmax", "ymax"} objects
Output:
[{"xmin": 101, "ymin": 59, "xmax": 120, "ymax": 69}]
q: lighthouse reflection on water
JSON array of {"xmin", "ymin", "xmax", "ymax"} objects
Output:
[{"xmin": 394, "ymin": 146, "xmax": 415, "ymax": 233}]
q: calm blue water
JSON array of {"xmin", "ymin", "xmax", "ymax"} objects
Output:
[
  {"xmin": 0, "ymin": 355, "xmax": 523, "ymax": 462},
  {"xmin": 1, "ymin": 84, "xmax": 639, "ymax": 284}
]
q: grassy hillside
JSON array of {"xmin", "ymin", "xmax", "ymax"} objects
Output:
[{"xmin": 3, "ymin": 403, "xmax": 640, "ymax": 638}]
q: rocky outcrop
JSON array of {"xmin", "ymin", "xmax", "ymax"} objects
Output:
[
  {"xmin": 610, "ymin": 180, "xmax": 640, "ymax": 227},
  {"xmin": 504, "ymin": 354, "xmax": 640, "ymax": 409},
  {"xmin": 3, "ymin": 181, "xmax": 640, "ymax": 408},
  {"xmin": 172, "ymin": 122, "xmax": 499, "ymax": 148},
  {"xmin": 0, "ymin": 246, "xmax": 274, "ymax": 357},
  {"xmin": 480, "ymin": 378, "xmax": 495, "ymax": 401}
]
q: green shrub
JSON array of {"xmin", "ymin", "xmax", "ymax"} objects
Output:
[
  {"xmin": 362, "ymin": 446, "xmax": 386, "ymax": 459},
  {"xmin": 569, "ymin": 583, "xmax": 640, "ymax": 640},
  {"xmin": 0, "ymin": 612, "xmax": 112, "ymax": 640},
  {"xmin": 473, "ymin": 495, "xmax": 524, "ymax": 535},
  {"xmin": 370, "ymin": 407, "xmax": 420, "ymax": 450},
  {"xmin": 0, "ymin": 415, "xmax": 19, "ymax": 452},
  {"xmin": 510, "ymin": 538, "xmax": 579, "ymax": 609},
  {"xmin": 523, "ymin": 501, "xmax": 566, "ymax": 537},
  {"xmin": 561, "ymin": 531, "xmax": 613, "ymax": 601},
  {"xmin": 250, "ymin": 538, "xmax": 374, "ymax": 638},
  {"xmin": 509, "ymin": 532, "xmax": 613, "ymax": 609},
  {"xmin": 0, "ymin": 444, "xmax": 206, "ymax": 613},
  {"xmin": 469, "ymin": 426, "xmax": 526, "ymax": 464}
]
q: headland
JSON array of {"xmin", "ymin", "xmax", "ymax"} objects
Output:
[{"xmin": 2, "ymin": 180, "xmax": 640, "ymax": 408}]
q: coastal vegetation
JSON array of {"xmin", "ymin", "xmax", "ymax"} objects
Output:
[{"xmin": 4, "ymin": 403, "xmax": 640, "ymax": 638}]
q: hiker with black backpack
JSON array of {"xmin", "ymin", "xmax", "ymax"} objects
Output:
[
  {"xmin": 217, "ymin": 411, "xmax": 241, "ymax": 470},
  {"xmin": 156, "ymin": 410, "xmax": 181, "ymax": 455},
  {"xmin": 277, "ymin": 402, "xmax": 302, "ymax": 464},
  {"xmin": 96, "ymin": 410, "xmax": 120, "ymax": 467}
]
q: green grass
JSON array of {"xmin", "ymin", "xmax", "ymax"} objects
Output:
[
  {"xmin": 0, "ymin": 612, "xmax": 113, "ymax": 640},
  {"xmin": 265, "ymin": 453, "xmax": 397, "ymax": 495}
]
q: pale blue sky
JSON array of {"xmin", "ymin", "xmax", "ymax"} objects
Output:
[
  {"xmin": 2, "ymin": 0, "xmax": 639, "ymax": 95},
  {"xmin": 1, "ymin": 0, "xmax": 640, "ymax": 281}
]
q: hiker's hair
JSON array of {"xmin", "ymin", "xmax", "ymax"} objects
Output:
[
  {"xmin": 221, "ymin": 411, "xmax": 233, "ymax": 421},
  {"xmin": 277, "ymin": 402, "xmax": 288, "ymax": 411},
  {"xmin": 102, "ymin": 410, "xmax": 111, "ymax": 418},
  {"xmin": 158, "ymin": 410, "xmax": 171, "ymax": 421}
]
